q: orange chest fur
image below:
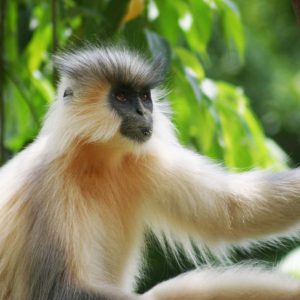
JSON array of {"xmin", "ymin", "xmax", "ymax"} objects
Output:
[
  {"xmin": 78, "ymin": 163, "xmax": 143, "ymax": 207},
  {"xmin": 64, "ymin": 146, "xmax": 150, "ymax": 211}
]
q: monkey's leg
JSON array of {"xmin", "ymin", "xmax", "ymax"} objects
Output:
[
  {"xmin": 26, "ymin": 256, "xmax": 138, "ymax": 300},
  {"xmin": 142, "ymin": 267, "xmax": 300, "ymax": 300}
]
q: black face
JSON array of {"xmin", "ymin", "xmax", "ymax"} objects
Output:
[{"xmin": 109, "ymin": 84, "xmax": 153, "ymax": 143}]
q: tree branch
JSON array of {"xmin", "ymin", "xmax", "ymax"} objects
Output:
[
  {"xmin": 51, "ymin": 0, "xmax": 58, "ymax": 84},
  {"xmin": 292, "ymin": 0, "xmax": 300, "ymax": 27}
]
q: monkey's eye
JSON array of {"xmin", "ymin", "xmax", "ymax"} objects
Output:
[
  {"xmin": 63, "ymin": 88, "xmax": 73, "ymax": 98},
  {"xmin": 142, "ymin": 91, "xmax": 151, "ymax": 101},
  {"xmin": 115, "ymin": 92, "xmax": 127, "ymax": 102}
]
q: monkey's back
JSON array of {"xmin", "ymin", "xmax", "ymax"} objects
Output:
[{"xmin": 0, "ymin": 138, "xmax": 50, "ymax": 299}]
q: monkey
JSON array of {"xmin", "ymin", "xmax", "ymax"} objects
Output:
[{"xmin": 1, "ymin": 45, "xmax": 300, "ymax": 300}]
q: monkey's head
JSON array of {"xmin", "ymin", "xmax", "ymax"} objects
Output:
[{"xmin": 52, "ymin": 45, "xmax": 167, "ymax": 148}]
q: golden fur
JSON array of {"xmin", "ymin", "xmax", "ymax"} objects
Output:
[{"xmin": 1, "ymin": 46, "xmax": 300, "ymax": 299}]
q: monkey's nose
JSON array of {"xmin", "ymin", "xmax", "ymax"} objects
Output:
[
  {"xmin": 141, "ymin": 128, "xmax": 152, "ymax": 136},
  {"xmin": 136, "ymin": 107, "xmax": 145, "ymax": 116}
]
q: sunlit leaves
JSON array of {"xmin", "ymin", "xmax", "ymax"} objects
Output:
[
  {"xmin": 169, "ymin": 58, "xmax": 286, "ymax": 170},
  {"xmin": 26, "ymin": 24, "xmax": 51, "ymax": 73},
  {"xmin": 3, "ymin": 1, "xmax": 55, "ymax": 153},
  {"xmin": 218, "ymin": 0, "xmax": 245, "ymax": 59},
  {"xmin": 2, "ymin": 0, "xmax": 284, "ymax": 172},
  {"xmin": 150, "ymin": 0, "xmax": 213, "ymax": 54},
  {"xmin": 150, "ymin": 0, "xmax": 180, "ymax": 46},
  {"xmin": 186, "ymin": 0, "xmax": 213, "ymax": 54},
  {"xmin": 144, "ymin": 0, "xmax": 278, "ymax": 170},
  {"xmin": 175, "ymin": 47, "xmax": 205, "ymax": 80},
  {"xmin": 214, "ymin": 82, "xmax": 285, "ymax": 169},
  {"xmin": 150, "ymin": 0, "xmax": 244, "ymax": 58}
]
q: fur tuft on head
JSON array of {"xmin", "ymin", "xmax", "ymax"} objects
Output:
[{"xmin": 54, "ymin": 44, "xmax": 167, "ymax": 89}]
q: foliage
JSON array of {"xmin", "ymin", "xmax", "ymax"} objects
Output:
[
  {"xmin": 279, "ymin": 248, "xmax": 300, "ymax": 280},
  {"xmin": 1, "ymin": 0, "xmax": 299, "ymax": 292},
  {"xmin": 1, "ymin": 0, "xmax": 288, "ymax": 170},
  {"xmin": 208, "ymin": 0, "xmax": 300, "ymax": 164}
]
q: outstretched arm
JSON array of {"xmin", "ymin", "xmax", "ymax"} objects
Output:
[
  {"xmin": 146, "ymin": 145, "xmax": 300, "ymax": 243},
  {"xmin": 143, "ymin": 267, "xmax": 300, "ymax": 300}
]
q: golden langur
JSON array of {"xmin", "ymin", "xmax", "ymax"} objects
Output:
[{"xmin": 1, "ymin": 45, "xmax": 300, "ymax": 300}]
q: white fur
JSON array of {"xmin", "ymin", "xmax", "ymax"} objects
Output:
[{"xmin": 1, "ymin": 49, "xmax": 300, "ymax": 299}]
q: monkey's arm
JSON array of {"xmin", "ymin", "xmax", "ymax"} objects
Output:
[
  {"xmin": 143, "ymin": 267, "xmax": 300, "ymax": 300},
  {"xmin": 147, "ymin": 145, "xmax": 300, "ymax": 242}
]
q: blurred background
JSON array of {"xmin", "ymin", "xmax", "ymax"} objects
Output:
[{"xmin": 1, "ymin": 0, "xmax": 300, "ymax": 292}]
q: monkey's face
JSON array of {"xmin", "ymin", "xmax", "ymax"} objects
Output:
[
  {"xmin": 110, "ymin": 84, "xmax": 153, "ymax": 143},
  {"xmin": 54, "ymin": 46, "xmax": 166, "ymax": 145}
]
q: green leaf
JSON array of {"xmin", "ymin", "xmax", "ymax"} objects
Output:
[
  {"xmin": 31, "ymin": 74, "xmax": 55, "ymax": 104},
  {"xmin": 175, "ymin": 47, "xmax": 205, "ymax": 80},
  {"xmin": 170, "ymin": 59, "xmax": 224, "ymax": 159},
  {"xmin": 4, "ymin": 81, "xmax": 37, "ymax": 152},
  {"xmin": 6, "ymin": 67, "xmax": 41, "ymax": 127},
  {"xmin": 26, "ymin": 24, "xmax": 52, "ymax": 74},
  {"xmin": 220, "ymin": 0, "xmax": 245, "ymax": 59},
  {"xmin": 152, "ymin": 0, "xmax": 180, "ymax": 45},
  {"xmin": 188, "ymin": 0, "xmax": 213, "ymax": 52}
]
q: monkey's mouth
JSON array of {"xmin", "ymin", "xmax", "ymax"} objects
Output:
[
  {"xmin": 120, "ymin": 124, "xmax": 153, "ymax": 143},
  {"xmin": 140, "ymin": 127, "xmax": 152, "ymax": 137}
]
